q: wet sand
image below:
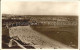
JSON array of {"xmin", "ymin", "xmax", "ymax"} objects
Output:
[{"xmin": 31, "ymin": 25, "xmax": 78, "ymax": 48}]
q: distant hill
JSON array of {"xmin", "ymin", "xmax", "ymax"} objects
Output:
[{"xmin": 2, "ymin": 14, "xmax": 78, "ymax": 18}]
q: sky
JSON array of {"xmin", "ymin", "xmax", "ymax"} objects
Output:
[{"xmin": 2, "ymin": 1, "xmax": 78, "ymax": 15}]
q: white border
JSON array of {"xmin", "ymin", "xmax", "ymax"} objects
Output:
[
  {"xmin": 1, "ymin": 0, "xmax": 79, "ymax": 1},
  {"xmin": 78, "ymin": 1, "xmax": 80, "ymax": 49},
  {"xmin": 0, "ymin": 0, "xmax": 1, "ymax": 50},
  {"xmin": 1, "ymin": 0, "xmax": 79, "ymax": 2}
]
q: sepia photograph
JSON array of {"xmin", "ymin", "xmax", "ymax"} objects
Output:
[{"xmin": 2, "ymin": 1, "xmax": 78, "ymax": 49}]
